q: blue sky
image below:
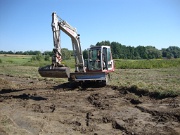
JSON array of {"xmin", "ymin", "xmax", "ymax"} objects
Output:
[{"xmin": 0, "ymin": 0, "xmax": 180, "ymax": 52}]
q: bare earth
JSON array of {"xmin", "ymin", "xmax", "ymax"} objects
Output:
[{"xmin": 0, "ymin": 74, "xmax": 180, "ymax": 135}]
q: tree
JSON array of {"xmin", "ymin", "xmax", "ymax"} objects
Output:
[
  {"xmin": 96, "ymin": 40, "xmax": 110, "ymax": 46},
  {"xmin": 83, "ymin": 49, "xmax": 88, "ymax": 59},
  {"xmin": 7, "ymin": 51, "xmax": 14, "ymax": 54},
  {"xmin": 136, "ymin": 46, "xmax": 147, "ymax": 59},
  {"xmin": 31, "ymin": 53, "xmax": 43, "ymax": 61},
  {"xmin": 61, "ymin": 48, "xmax": 71, "ymax": 60},
  {"xmin": 43, "ymin": 51, "xmax": 53, "ymax": 56},
  {"xmin": 15, "ymin": 51, "xmax": 23, "ymax": 55},
  {"xmin": 110, "ymin": 42, "xmax": 121, "ymax": 59},
  {"xmin": 146, "ymin": 46, "xmax": 162, "ymax": 59},
  {"xmin": 162, "ymin": 46, "xmax": 180, "ymax": 58}
]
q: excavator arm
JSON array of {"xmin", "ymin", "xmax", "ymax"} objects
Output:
[
  {"xmin": 51, "ymin": 12, "xmax": 62, "ymax": 67},
  {"xmin": 52, "ymin": 12, "xmax": 85, "ymax": 72}
]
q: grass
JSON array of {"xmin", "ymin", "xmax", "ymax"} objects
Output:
[
  {"xmin": 0, "ymin": 55, "xmax": 76, "ymax": 68},
  {"xmin": 0, "ymin": 54, "xmax": 180, "ymax": 96},
  {"xmin": 109, "ymin": 68, "xmax": 180, "ymax": 96},
  {"xmin": 0, "ymin": 64, "xmax": 39, "ymax": 78},
  {"xmin": 0, "ymin": 54, "xmax": 32, "ymax": 65},
  {"xmin": 0, "ymin": 54, "xmax": 67, "ymax": 83},
  {"xmin": 115, "ymin": 59, "xmax": 180, "ymax": 69}
]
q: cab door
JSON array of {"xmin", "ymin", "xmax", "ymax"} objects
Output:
[{"xmin": 102, "ymin": 46, "xmax": 114, "ymax": 72}]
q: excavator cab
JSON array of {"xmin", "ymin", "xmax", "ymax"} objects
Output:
[
  {"xmin": 68, "ymin": 45, "xmax": 114, "ymax": 83},
  {"xmin": 86, "ymin": 46, "xmax": 114, "ymax": 73}
]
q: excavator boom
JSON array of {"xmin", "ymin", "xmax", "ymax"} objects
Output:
[{"xmin": 39, "ymin": 12, "xmax": 85, "ymax": 78}]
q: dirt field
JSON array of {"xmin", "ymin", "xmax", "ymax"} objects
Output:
[{"xmin": 0, "ymin": 74, "xmax": 180, "ymax": 135}]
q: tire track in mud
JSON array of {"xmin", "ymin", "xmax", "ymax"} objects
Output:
[
  {"xmin": 0, "ymin": 75, "xmax": 180, "ymax": 135},
  {"xmin": 86, "ymin": 92, "xmax": 136, "ymax": 134},
  {"xmin": 110, "ymin": 85, "xmax": 178, "ymax": 99},
  {"xmin": 136, "ymin": 105, "xmax": 180, "ymax": 123},
  {"xmin": 86, "ymin": 88, "xmax": 180, "ymax": 135}
]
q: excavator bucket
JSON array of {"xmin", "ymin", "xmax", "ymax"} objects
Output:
[{"xmin": 38, "ymin": 65, "xmax": 70, "ymax": 78}]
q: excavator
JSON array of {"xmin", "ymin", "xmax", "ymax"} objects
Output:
[{"xmin": 38, "ymin": 12, "xmax": 114, "ymax": 85}]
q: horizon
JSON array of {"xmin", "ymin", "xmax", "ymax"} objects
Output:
[{"xmin": 0, "ymin": 43, "xmax": 179, "ymax": 53}]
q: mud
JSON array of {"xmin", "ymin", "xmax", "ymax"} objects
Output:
[{"xmin": 0, "ymin": 74, "xmax": 180, "ymax": 135}]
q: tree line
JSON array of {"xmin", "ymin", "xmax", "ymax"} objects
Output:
[
  {"xmin": 0, "ymin": 49, "xmax": 73, "ymax": 61},
  {"xmin": 95, "ymin": 41, "xmax": 180, "ymax": 59},
  {"xmin": 1, "ymin": 41, "xmax": 180, "ymax": 59},
  {"xmin": 0, "ymin": 50, "xmax": 42, "ymax": 55}
]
